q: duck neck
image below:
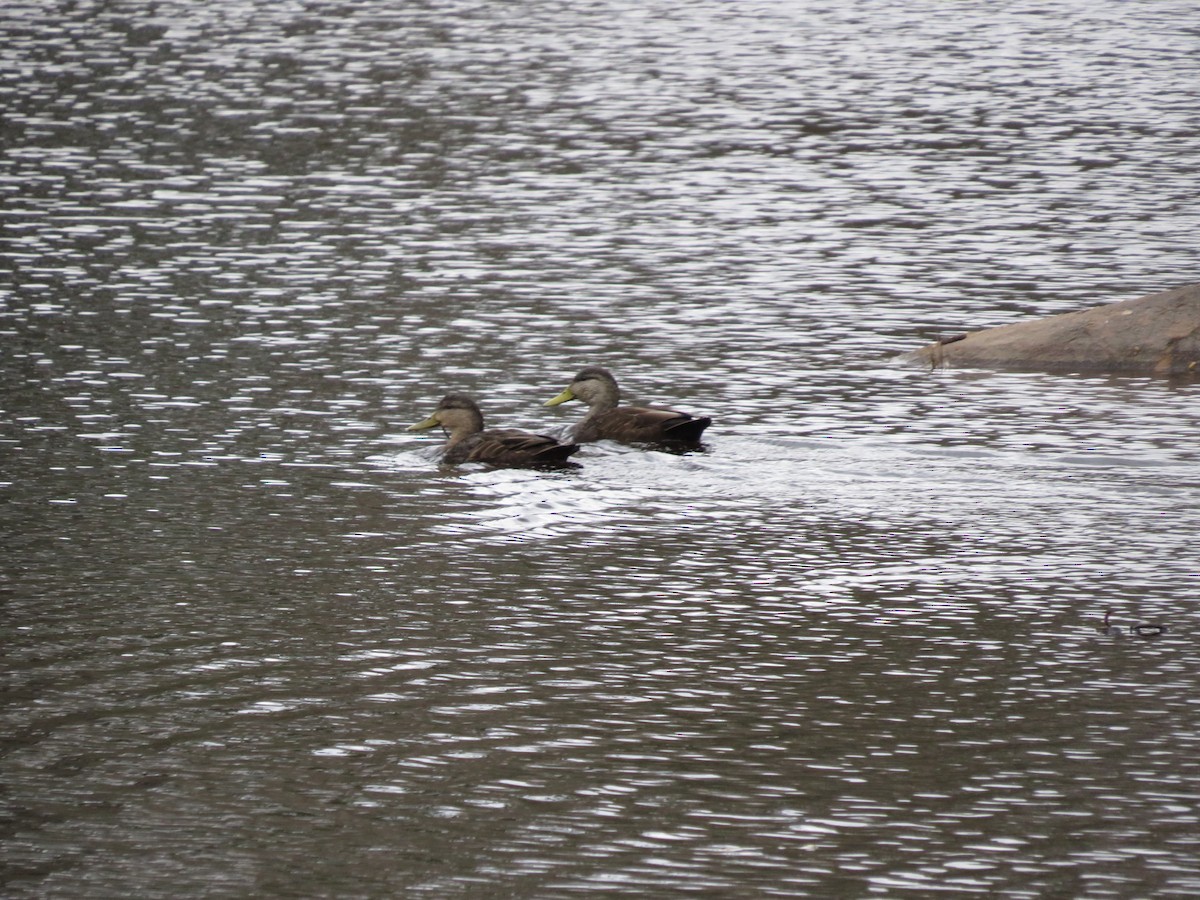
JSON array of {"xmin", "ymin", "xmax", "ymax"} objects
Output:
[
  {"xmin": 443, "ymin": 424, "xmax": 475, "ymax": 447},
  {"xmin": 581, "ymin": 381, "xmax": 620, "ymax": 415}
]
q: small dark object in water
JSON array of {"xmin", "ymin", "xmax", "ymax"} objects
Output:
[
  {"xmin": 1100, "ymin": 608, "xmax": 1166, "ymax": 638},
  {"xmin": 1130, "ymin": 622, "xmax": 1166, "ymax": 638},
  {"xmin": 544, "ymin": 366, "xmax": 712, "ymax": 445},
  {"xmin": 1099, "ymin": 608, "xmax": 1123, "ymax": 635},
  {"xmin": 408, "ymin": 393, "xmax": 580, "ymax": 466}
]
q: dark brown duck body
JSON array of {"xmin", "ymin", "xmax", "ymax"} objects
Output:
[
  {"xmin": 442, "ymin": 428, "xmax": 579, "ymax": 465},
  {"xmin": 544, "ymin": 366, "xmax": 712, "ymax": 444},
  {"xmin": 409, "ymin": 394, "xmax": 579, "ymax": 466},
  {"xmin": 574, "ymin": 406, "xmax": 711, "ymax": 443}
]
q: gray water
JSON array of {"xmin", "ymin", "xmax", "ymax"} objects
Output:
[{"xmin": 3, "ymin": 0, "xmax": 1200, "ymax": 896}]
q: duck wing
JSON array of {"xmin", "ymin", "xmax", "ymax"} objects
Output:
[
  {"xmin": 448, "ymin": 429, "xmax": 579, "ymax": 466},
  {"xmin": 586, "ymin": 406, "xmax": 711, "ymax": 444}
]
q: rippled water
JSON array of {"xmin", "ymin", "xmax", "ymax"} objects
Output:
[{"xmin": 4, "ymin": 0, "xmax": 1200, "ymax": 896}]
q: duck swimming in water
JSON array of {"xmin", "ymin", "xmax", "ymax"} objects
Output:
[
  {"xmin": 543, "ymin": 366, "xmax": 712, "ymax": 445},
  {"xmin": 408, "ymin": 394, "xmax": 580, "ymax": 466}
]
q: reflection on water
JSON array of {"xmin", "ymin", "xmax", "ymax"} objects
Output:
[{"xmin": 4, "ymin": 0, "xmax": 1200, "ymax": 896}]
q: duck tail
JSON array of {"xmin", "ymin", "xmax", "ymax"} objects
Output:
[
  {"xmin": 664, "ymin": 415, "xmax": 712, "ymax": 443},
  {"xmin": 534, "ymin": 442, "xmax": 580, "ymax": 463}
]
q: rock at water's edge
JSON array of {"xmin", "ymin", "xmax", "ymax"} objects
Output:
[{"xmin": 907, "ymin": 282, "xmax": 1200, "ymax": 375}]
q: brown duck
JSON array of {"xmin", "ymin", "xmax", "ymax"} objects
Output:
[
  {"xmin": 408, "ymin": 394, "xmax": 580, "ymax": 466},
  {"xmin": 544, "ymin": 366, "xmax": 712, "ymax": 444}
]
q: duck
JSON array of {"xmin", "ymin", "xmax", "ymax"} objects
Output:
[
  {"xmin": 408, "ymin": 393, "xmax": 580, "ymax": 466},
  {"xmin": 543, "ymin": 366, "xmax": 712, "ymax": 444}
]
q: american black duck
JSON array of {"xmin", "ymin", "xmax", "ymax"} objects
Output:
[
  {"xmin": 543, "ymin": 366, "xmax": 712, "ymax": 444},
  {"xmin": 408, "ymin": 393, "xmax": 580, "ymax": 466}
]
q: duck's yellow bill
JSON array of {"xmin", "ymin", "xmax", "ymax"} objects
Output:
[
  {"xmin": 407, "ymin": 414, "xmax": 441, "ymax": 432},
  {"xmin": 544, "ymin": 388, "xmax": 576, "ymax": 407}
]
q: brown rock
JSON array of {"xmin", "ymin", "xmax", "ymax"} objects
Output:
[{"xmin": 909, "ymin": 283, "xmax": 1200, "ymax": 375}]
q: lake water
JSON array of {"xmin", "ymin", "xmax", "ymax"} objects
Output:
[{"xmin": 3, "ymin": 0, "xmax": 1199, "ymax": 896}]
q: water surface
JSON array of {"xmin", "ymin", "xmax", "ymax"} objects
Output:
[{"xmin": 3, "ymin": 0, "xmax": 1199, "ymax": 896}]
